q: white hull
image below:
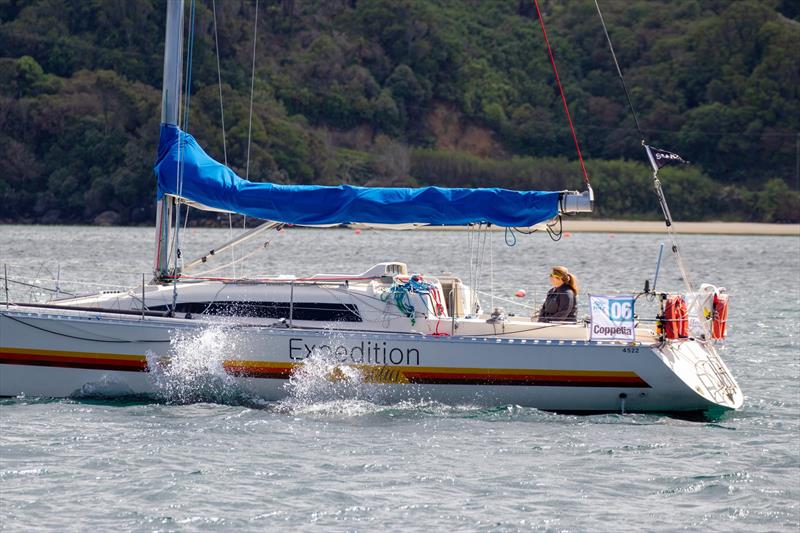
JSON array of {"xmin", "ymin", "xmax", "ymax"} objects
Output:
[
  {"xmin": 0, "ymin": 305, "xmax": 742, "ymax": 413},
  {"xmin": 1, "ymin": 1, "xmax": 743, "ymax": 418}
]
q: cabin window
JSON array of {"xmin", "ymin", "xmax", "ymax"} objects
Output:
[{"xmin": 150, "ymin": 301, "xmax": 362, "ymax": 322}]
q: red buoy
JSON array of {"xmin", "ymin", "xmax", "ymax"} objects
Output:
[{"xmin": 515, "ymin": 289, "xmax": 526, "ymax": 298}]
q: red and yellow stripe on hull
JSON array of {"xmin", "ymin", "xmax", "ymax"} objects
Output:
[
  {"xmin": 0, "ymin": 347, "xmax": 147, "ymax": 372},
  {"xmin": 0, "ymin": 348, "xmax": 650, "ymax": 388},
  {"xmin": 402, "ymin": 368, "xmax": 649, "ymax": 388}
]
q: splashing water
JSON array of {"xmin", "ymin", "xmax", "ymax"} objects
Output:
[
  {"xmin": 146, "ymin": 325, "xmax": 244, "ymax": 404},
  {"xmin": 280, "ymin": 332, "xmax": 386, "ymax": 411}
]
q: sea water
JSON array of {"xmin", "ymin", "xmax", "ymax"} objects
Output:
[{"xmin": 0, "ymin": 225, "xmax": 798, "ymax": 531}]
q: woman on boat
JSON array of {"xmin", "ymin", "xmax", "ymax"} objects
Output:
[{"xmin": 537, "ymin": 266, "xmax": 578, "ymax": 322}]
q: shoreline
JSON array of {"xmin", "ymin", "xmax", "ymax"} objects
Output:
[
  {"xmin": 557, "ymin": 220, "xmax": 800, "ymax": 236},
  {"xmin": 410, "ymin": 220, "xmax": 800, "ymax": 236},
  {"xmin": 2, "ymin": 220, "xmax": 798, "ymax": 236}
]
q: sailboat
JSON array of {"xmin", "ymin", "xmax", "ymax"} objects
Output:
[{"xmin": 0, "ymin": 0, "xmax": 742, "ymax": 415}]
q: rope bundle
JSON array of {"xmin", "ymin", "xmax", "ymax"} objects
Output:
[{"xmin": 380, "ymin": 276, "xmax": 435, "ymax": 326}]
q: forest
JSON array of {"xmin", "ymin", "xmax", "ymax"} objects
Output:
[{"xmin": 0, "ymin": 0, "xmax": 798, "ymax": 224}]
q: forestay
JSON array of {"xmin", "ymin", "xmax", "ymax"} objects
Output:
[{"xmin": 155, "ymin": 124, "xmax": 561, "ymax": 227}]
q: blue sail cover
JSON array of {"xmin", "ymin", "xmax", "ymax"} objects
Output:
[{"xmin": 155, "ymin": 124, "xmax": 560, "ymax": 227}]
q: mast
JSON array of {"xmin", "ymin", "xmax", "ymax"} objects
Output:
[{"xmin": 154, "ymin": 0, "xmax": 184, "ymax": 281}]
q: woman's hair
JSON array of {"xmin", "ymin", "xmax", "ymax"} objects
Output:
[{"xmin": 551, "ymin": 265, "xmax": 579, "ymax": 294}]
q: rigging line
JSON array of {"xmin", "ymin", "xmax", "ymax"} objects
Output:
[
  {"xmin": 532, "ymin": 0, "xmax": 590, "ymax": 186},
  {"xmin": 54, "ymin": 264, "xmax": 61, "ymax": 300},
  {"xmin": 468, "ymin": 224, "xmax": 474, "ymax": 299},
  {"xmin": 189, "ymin": 241, "xmax": 271, "ymax": 277},
  {"xmin": 513, "ymin": 225, "xmax": 538, "ymax": 235},
  {"xmin": 652, "ymin": 171, "xmax": 706, "ymax": 338},
  {"xmin": 470, "ymin": 224, "xmax": 477, "ymax": 299},
  {"xmin": 176, "ymin": 201, "xmax": 191, "ymax": 274},
  {"xmin": 3, "ymin": 277, "xmax": 134, "ymax": 290},
  {"xmin": 182, "ymin": 204, "xmax": 190, "ymax": 235},
  {"xmin": 467, "ymin": 224, "xmax": 476, "ymax": 308},
  {"xmin": 591, "ymin": 2, "xmax": 700, "ymax": 335},
  {"xmin": 242, "ymin": 212, "xmax": 248, "ymax": 277},
  {"xmin": 504, "ymin": 227, "xmax": 517, "ymax": 247},
  {"xmin": 241, "ymin": 1, "xmax": 259, "ymax": 278},
  {"xmin": 478, "ymin": 224, "xmax": 488, "ymax": 311},
  {"xmin": 546, "ymin": 216, "xmax": 563, "ymax": 241},
  {"xmin": 475, "ymin": 222, "xmax": 486, "ymax": 306},
  {"xmin": 211, "ymin": 0, "xmax": 228, "ymax": 167},
  {"xmin": 489, "ymin": 226, "xmax": 494, "ymax": 311},
  {"xmin": 474, "ymin": 225, "xmax": 480, "ymax": 301},
  {"xmin": 172, "ymin": 0, "xmax": 197, "ymax": 312},
  {"xmin": 239, "ymin": 2, "xmax": 260, "ymax": 277},
  {"xmin": 2, "ymin": 263, "xmax": 157, "ymax": 277},
  {"xmin": 216, "ymin": 0, "xmax": 236, "ymax": 278},
  {"xmin": 474, "ymin": 290, "xmax": 538, "ymax": 311},
  {"xmin": 245, "ymin": 0, "xmax": 259, "ymax": 181},
  {"xmin": 466, "ymin": 224, "xmax": 473, "ymax": 299},
  {"xmin": 593, "ymin": 0, "xmax": 644, "ymax": 141},
  {"xmin": 480, "ymin": 224, "xmax": 490, "ymax": 292},
  {"xmin": 180, "ymin": 0, "xmax": 196, "ymax": 138},
  {"xmin": 2, "ymin": 278, "xmax": 77, "ymax": 296},
  {"xmin": 671, "ymin": 230, "xmax": 703, "ymax": 332},
  {"xmin": 474, "ymin": 224, "xmax": 489, "ymax": 312},
  {"xmin": 229, "ymin": 214, "xmax": 236, "ymax": 279},
  {"xmin": 27, "ymin": 263, "xmax": 45, "ymax": 302}
]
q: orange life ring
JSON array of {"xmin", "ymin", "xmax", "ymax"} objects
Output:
[
  {"xmin": 664, "ymin": 295, "xmax": 689, "ymax": 339},
  {"xmin": 712, "ymin": 293, "xmax": 729, "ymax": 340}
]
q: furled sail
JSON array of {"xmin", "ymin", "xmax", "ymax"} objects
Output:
[{"xmin": 155, "ymin": 124, "xmax": 561, "ymax": 227}]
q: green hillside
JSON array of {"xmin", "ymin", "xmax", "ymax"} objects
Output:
[{"xmin": 1, "ymin": 0, "xmax": 798, "ymax": 224}]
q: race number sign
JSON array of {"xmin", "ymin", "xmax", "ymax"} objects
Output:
[{"xmin": 589, "ymin": 295, "xmax": 635, "ymax": 342}]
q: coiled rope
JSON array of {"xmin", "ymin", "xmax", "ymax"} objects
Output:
[{"xmin": 380, "ymin": 276, "xmax": 437, "ymax": 327}]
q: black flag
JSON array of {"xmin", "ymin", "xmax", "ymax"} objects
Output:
[{"xmin": 645, "ymin": 145, "xmax": 689, "ymax": 172}]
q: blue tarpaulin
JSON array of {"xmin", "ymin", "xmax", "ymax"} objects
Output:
[{"xmin": 155, "ymin": 124, "xmax": 561, "ymax": 227}]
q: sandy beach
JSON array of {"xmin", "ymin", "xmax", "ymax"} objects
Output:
[
  {"xmin": 405, "ymin": 220, "xmax": 800, "ymax": 235},
  {"xmin": 3, "ymin": 220, "xmax": 798, "ymax": 236},
  {"xmin": 559, "ymin": 220, "xmax": 800, "ymax": 236}
]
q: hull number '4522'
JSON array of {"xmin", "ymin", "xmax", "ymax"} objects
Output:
[{"xmin": 622, "ymin": 347, "xmax": 640, "ymax": 353}]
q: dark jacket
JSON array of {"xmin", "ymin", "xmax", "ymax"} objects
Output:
[{"xmin": 538, "ymin": 285, "xmax": 577, "ymax": 322}]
